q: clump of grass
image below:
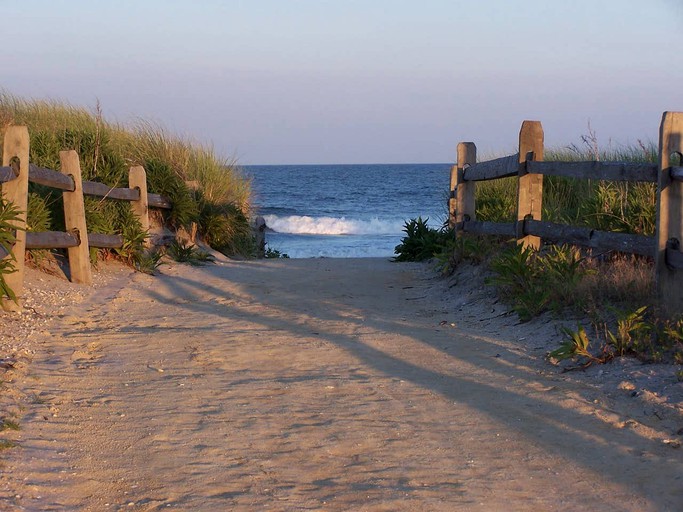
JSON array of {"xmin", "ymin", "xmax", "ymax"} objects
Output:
[
  {"xmin": 166, "ymin": 239, "xmax": 215, "ymax": 266},
  {"xmin": 198, "ymin": 201, "xmax": 255, "ymax": 257},
  {"xmin": 488, "ymin": 243, "xmax": 591, "ymax": 321},
  {"xmin": 0, "ymin": 439, "xmax": 17, "ymax": 450},
  {"xmin": 0, "ymin": 419, "xmax": 20, "ymax": 431},
  {"xmin": 476, "ymin": 177, "xmax": 517, "ymax": 222}
]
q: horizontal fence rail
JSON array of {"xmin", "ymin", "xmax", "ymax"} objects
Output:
[
  {"xmin": 448, "ymin": 111, "xmax": 683, "ymax": 316},
  {"xmin": 0, "ymin": 126, "xmax": 172, "ymax": 311}
]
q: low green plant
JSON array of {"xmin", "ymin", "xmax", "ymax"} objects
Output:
[
  {"xmin": 394, "ymin": 217, "xmax": 453, "ymax": 262},
  {"xmin": 167, "ymin": 239, "xmax": 215, "ymax": 266},
  {"xmin": 606, "ymin": 306, "xmax": 650, "ymax": 356},
  {"xmin": 549, "ymin": 325, "xmax": 614, "ymax": 368},
  {"xmin": 133, "ymin": 249, "xmax": 164, "ymax": 275},
  {"xmin": 488, "ymin": 243, "xmax": 591, "ymax": 321},
  {"xmin": 264, "ymin": 246, "xmax": 290, "ymax": 259},
  {"xmin": 0, "ymin": 419, "xmax": 20, "ymax": 431},
  {"xmin": 487, "ymin": 244, "xmax": 549, "ymax": 321},
  {"xmin": 0, "ymin": 440, "xmax": 16, "ymax": 450},
  {"xmin": 550, "ymin": 326, "xmax": 604, "ymax": 364},
  {"xmin": 0, "ymin": 198, "xmax": 23, "ymax": 305},
  {"xmin": 550, "ymin": 304, "xmax": 683, "ymax": 364},
  {"xmin": 111, "ymin": 213, "xmax": 148, "ymax": 266}
]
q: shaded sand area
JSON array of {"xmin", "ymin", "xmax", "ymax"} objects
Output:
[{"xmin": 1, "ymin": 258, "xmax": 682, "ymax": 511}]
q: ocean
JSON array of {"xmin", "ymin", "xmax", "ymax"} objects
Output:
[{"xmin": 243, "ymin": 164, "xmax": 451, "ymax": 258}]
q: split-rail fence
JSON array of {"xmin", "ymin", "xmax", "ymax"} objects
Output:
[
  {"xmin": 449, "ymin": 111, "xmax": 683, "ymax": 316},
  {"xmin": 0, "ymin": 126, "xmax": 172, "ymax": 312}
]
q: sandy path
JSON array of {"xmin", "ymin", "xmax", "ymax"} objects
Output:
[{"xmin": 2, "ymin": 258, "xmax": 682, "ymax": 511}]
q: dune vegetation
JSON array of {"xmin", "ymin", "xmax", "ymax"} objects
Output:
[
  {"xmin": 394, "ymin": 139, "xmax": 683, "ymax": 365},
  {"xmin": 0, "ymin": 92, "xmax": 255, "ymax": 271}
]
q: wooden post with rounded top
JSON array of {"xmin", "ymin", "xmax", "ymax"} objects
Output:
[
  {"xmin": 1, "ymin": 126, "xmax": 29, "ymax": 311},
  {"xmin": 129, "ymin": 165, "xmax": 150, "ymax": 247},
  {"xmin": 59, "ymin": 150, "xmax": 92, "ymax": 285},
  {"xmin": 517, "ymin": 121, "xmax": 544, "ymax": 249},
  {"xmin": 453, "ymin": 142, "xmax": 477, "ymax": 230},
  {"xmin": 655, "ymin": 111, "xmax": 683, "ymax": 316}
]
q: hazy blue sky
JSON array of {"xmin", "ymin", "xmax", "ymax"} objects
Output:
[{"xmin": 3, "ymin": 0, "xmax": 682, "ymax": 164}]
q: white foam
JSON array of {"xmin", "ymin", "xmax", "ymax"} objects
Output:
[{"xmin": 263, "ymin": 215, "xmax": 405, "ymax": 236}]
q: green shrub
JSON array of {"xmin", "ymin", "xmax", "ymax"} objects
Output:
[
  {"xmin": 394, "ymin": 217, "xmax": 453, "ymax": 262},
  {"xmin": 264, "ymin": 246, "xmax": 290, "ymax": 259}
]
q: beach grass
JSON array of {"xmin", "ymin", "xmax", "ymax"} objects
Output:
[
  {"xmin": 394, "ymin": 137, "xmax": 679, "ymax": 361},
  {"xmin": 0, "ymin": 92, "xmax": 254, "ymax": 263}
]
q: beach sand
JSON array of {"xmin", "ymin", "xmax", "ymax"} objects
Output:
[{"xmin": 1, "ymin": 257, "xmax": 682, "ymax": 511}]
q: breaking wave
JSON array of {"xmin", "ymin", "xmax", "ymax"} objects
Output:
[{"xmin": 263, "ymin": 215, "xmax": 405, "ymax": 236}]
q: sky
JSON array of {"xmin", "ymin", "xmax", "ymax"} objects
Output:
[{"xmin": 3, "ymin": 0, "xmax": 683, "ymax": 164}]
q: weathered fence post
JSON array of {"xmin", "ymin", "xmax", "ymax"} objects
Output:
[
  {"xmin": 655, "ymin": 111, "xmax": 683, "ymax": 316},
  {"xmin": 129, "ymin": 165, "xmax": 150, "ymax": 247},
  {"xmin": 254, "ymin": 216, "xmax": 267, "ymax": 258},
  {"xmin": 1, "ymin": 126, "xmax": 29, "ymax": 311},
  {"xmin": 517, "ymin": 121, "xmax": 544, "ymax": 249},
  {"xmin": 59, "ymin": 150, "xmax": 92, "ymax": 285},
  {"xmin": 453, "ymin": 142, "xmax": 477, "ymax": 229}
]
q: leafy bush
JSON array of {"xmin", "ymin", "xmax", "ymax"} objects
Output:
[
  {"xmin": 394, "ymin": 217, "xmax": 453, "ymax": 262},
  {"xmin": 264, "ymin": 246, "xmax": 290, "ymax": 259}
]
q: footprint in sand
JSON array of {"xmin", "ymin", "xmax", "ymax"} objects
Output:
[{"xmin": 70, "ymin": 342, "xmax": 103, "ymax": 369}]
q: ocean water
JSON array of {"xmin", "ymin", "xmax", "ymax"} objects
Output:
[{"xmin": 244, "ymin": 164, "xmax": 451, "ymax": 258}]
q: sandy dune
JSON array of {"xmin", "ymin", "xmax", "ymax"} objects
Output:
[{"xmin": 1, "ymin": 258, "xmax": 682, "ymax": 511}]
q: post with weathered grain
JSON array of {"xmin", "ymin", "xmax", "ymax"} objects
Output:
[
  {"xmin": 59, "ymin": 150, "xmax": 92, "ymax": 285},
  {"xmin": 448, "ymin": 160, "xmax": 458, "ymax": 228},
  {"xmin": 129, "ymin": 165, "xmax": 150, "ymax": 247},
  {"xmin": 1, "ymin": 126, "xmax": 30, "ymax": 311},
  {"xmin": 453, "ymin": 142, "xmax": 477, "ymax": 230},
  {"xmin": 517, "ymin": 121, "xmax": 544, "ymax": 249},
  {"xmin": 655, "ymin": 111, "xmax": 683, "ymax": 317}
]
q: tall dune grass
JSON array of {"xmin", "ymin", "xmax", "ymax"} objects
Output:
[
  {"xmin": 0, "ymin": 92, "xmax": 254, "ymax": 260},
  {"xmin": 475, "ymin": 141, "xmax": 658, "ymax": 237}
]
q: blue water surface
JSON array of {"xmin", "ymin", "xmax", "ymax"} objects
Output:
[{"xmin": 243, "ymin": 163, "xmax": 451, "ymax": 258}]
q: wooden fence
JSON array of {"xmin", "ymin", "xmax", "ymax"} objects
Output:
[
  {"xmin": 0, "ymin": 126, "xmax": 172, "ymax": 312},
  {"xmin": 449, "ymin": 111, "xmax": 683, "ymax": 316}
]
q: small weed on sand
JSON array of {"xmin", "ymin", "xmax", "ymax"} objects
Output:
[
  {"xmin": 167, "ymin": 239, "xmax": 215, "ymax": 266},
  {"xmin": 0, "ymin": 419, "xmax": 20, "ymax": 432},
  {"xmin": 0, "ymin": 440, "xmax": 17, "ymax": 451}
]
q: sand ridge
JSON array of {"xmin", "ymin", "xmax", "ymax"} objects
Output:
[{"xmin": 0, "ymin": 257, "xmax": 682, "ymax": 511}]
